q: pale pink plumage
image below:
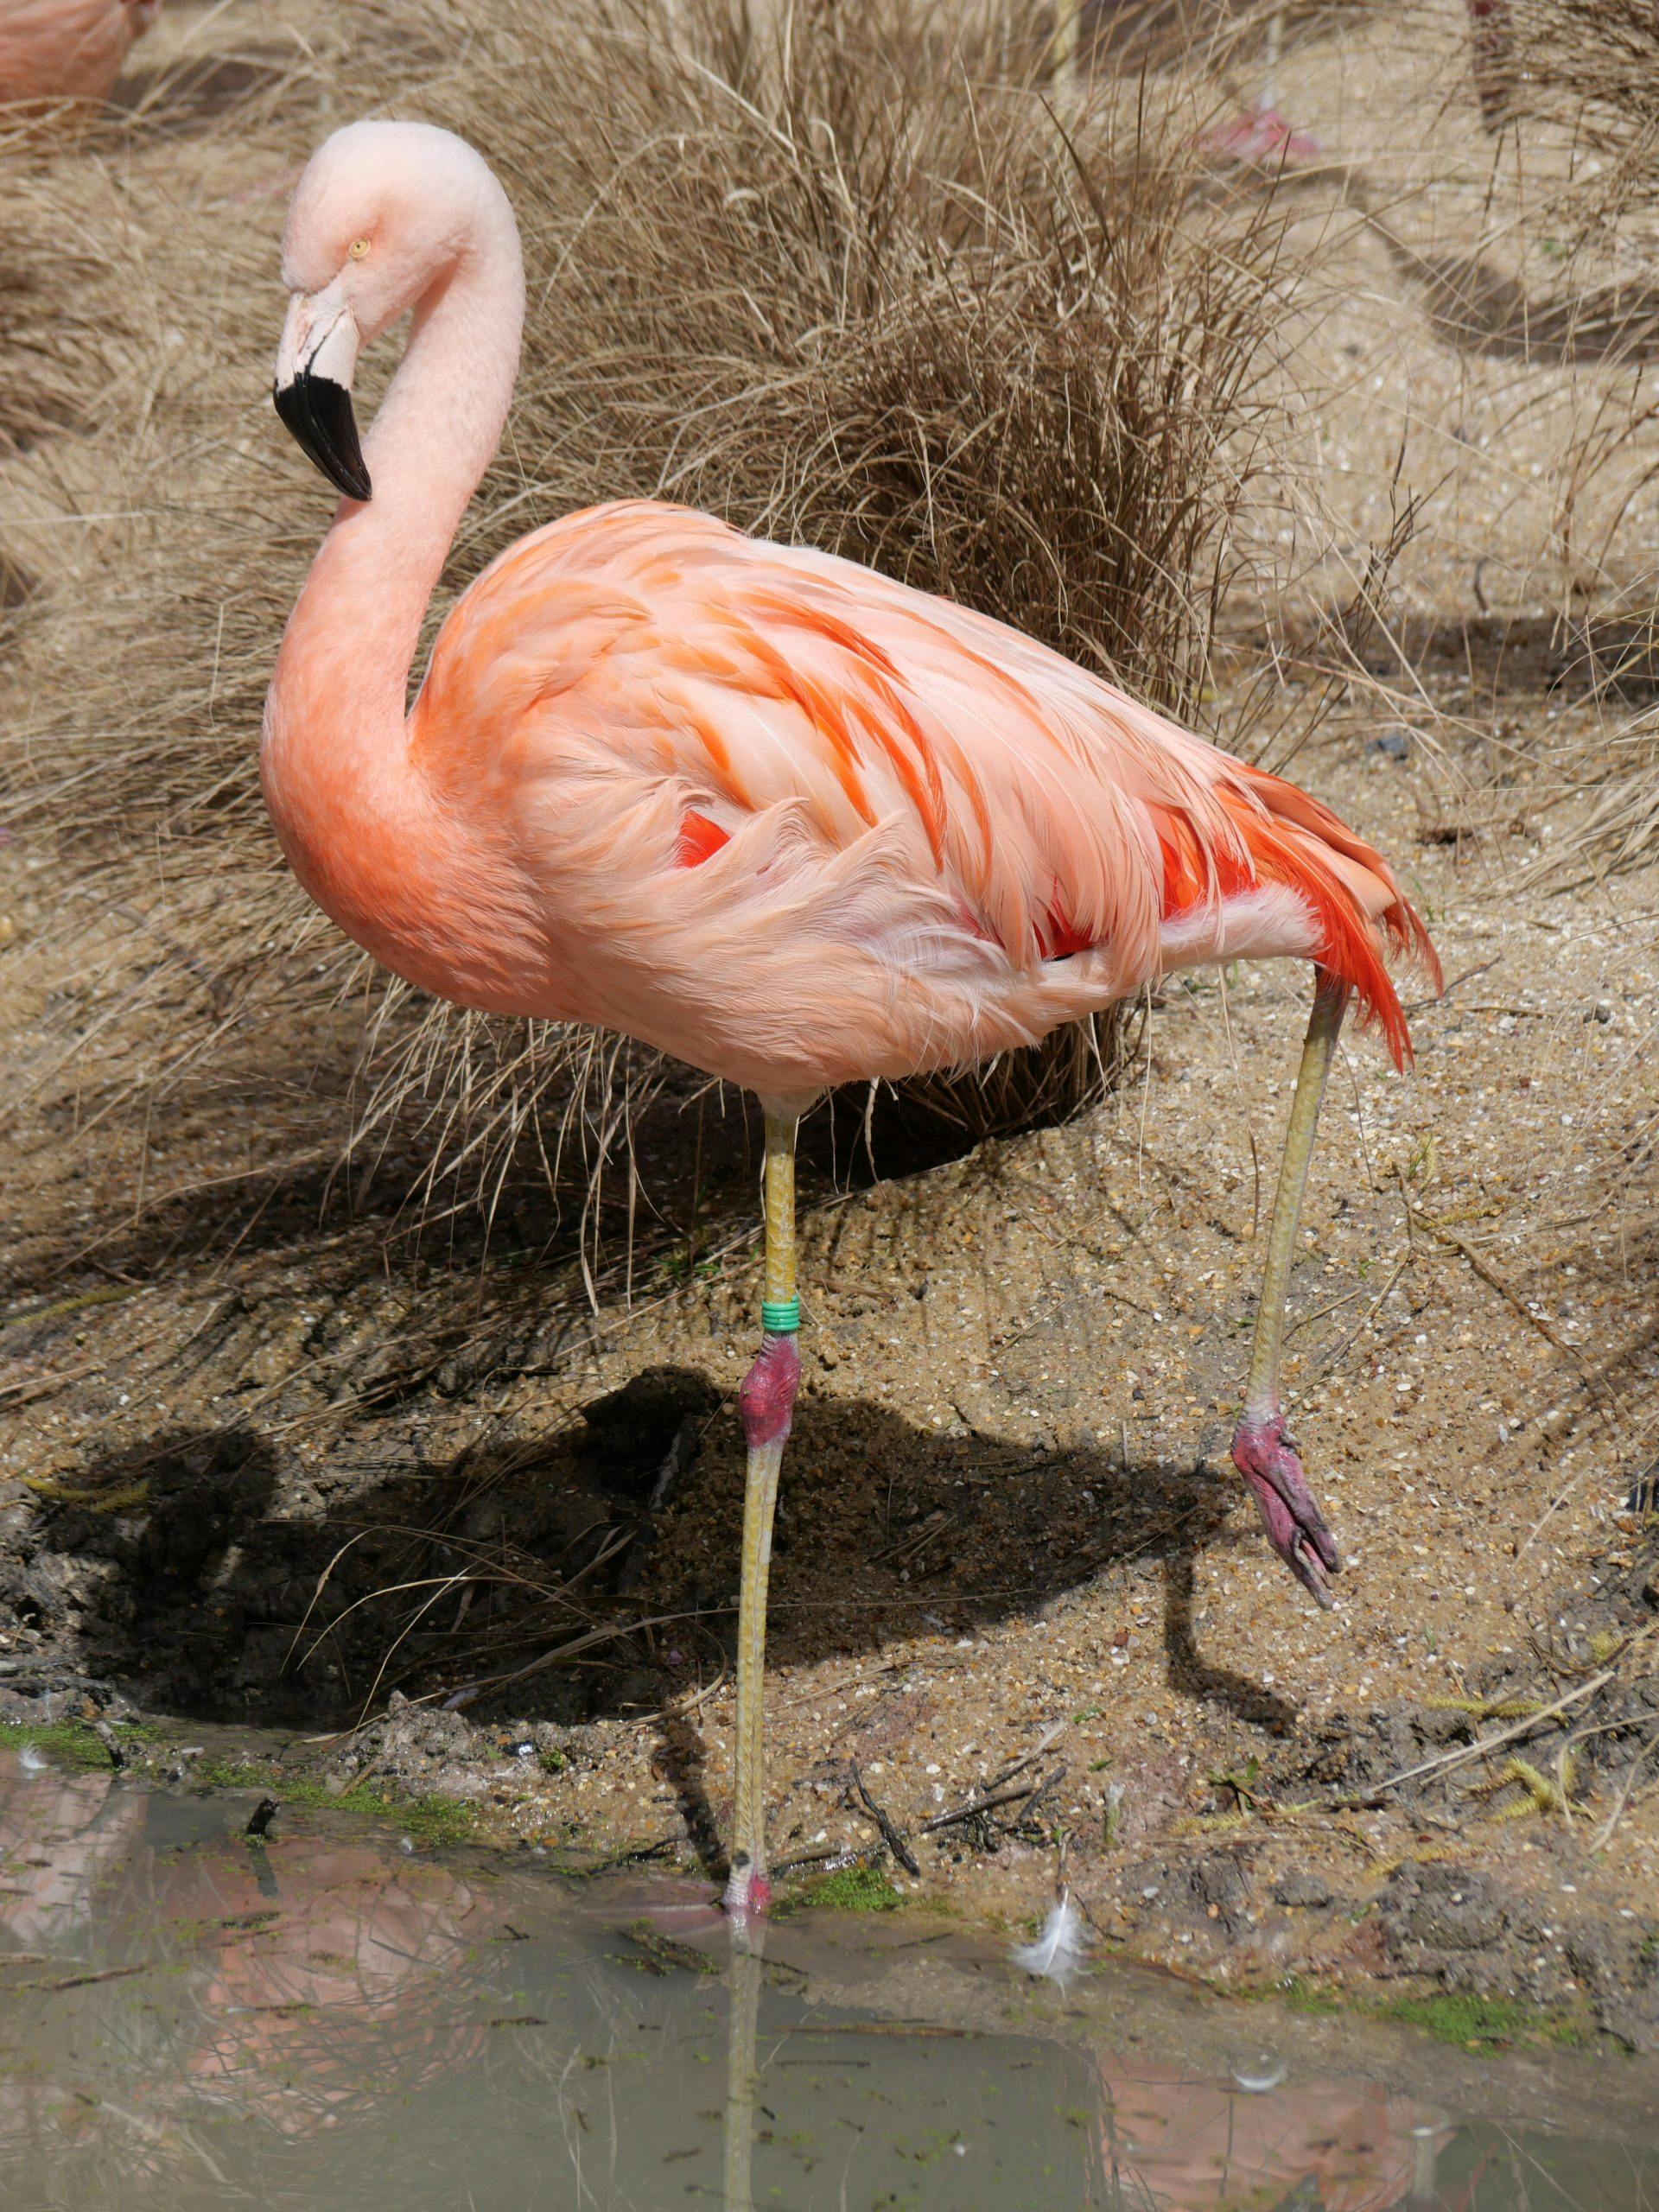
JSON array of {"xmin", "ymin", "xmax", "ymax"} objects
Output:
[
  {"xmin": 0, "ymin": 0, "xmax": 157, "ymax": 106},
  {"xmin": 261, "ymin": 122, "xmax": 1433, "ymax": 1109}
]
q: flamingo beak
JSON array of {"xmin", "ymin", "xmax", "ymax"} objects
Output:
[{"xmin": 272, "ymin": 295, "xmax": 371, "ymax": 504}]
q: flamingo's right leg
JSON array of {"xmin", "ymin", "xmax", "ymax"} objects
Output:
[
  {"xmin": 1230, "ymin": 970, "xmax": 1349, "ymax": 1609},
  {"xmin": 723, "ymin": 1105, "xmax": 802, "ymax": 1922}
]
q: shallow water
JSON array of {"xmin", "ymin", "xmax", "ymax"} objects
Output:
[{"xmin": 0, "ymin": 1748, "xmax": 1653, "ymax": 2211}]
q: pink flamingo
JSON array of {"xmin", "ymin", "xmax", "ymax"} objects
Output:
[
  {"xmin": 264, "ymin": 122, "xmax": 1438, "ymax": 1918},
  {"xmin": 1203, "ymin": 0, "xmax": 1516, "ymax": 173},
  {"xmin": 0, "ymin": 0, "xmax": 159, "ymax": 106}
]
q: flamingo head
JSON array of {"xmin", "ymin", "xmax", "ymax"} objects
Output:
[{"xmin": 272, "ymin": 120, "xmax": 516, "ymax": 505}]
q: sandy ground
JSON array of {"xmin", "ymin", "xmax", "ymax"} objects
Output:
[{"xmin": 1, "ymin": 0, "xmax": 1658, "ymax": 2054}]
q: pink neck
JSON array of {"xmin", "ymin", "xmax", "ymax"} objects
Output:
[{"xmin": 262, "ymin": 197, "xmax": 525, "ymax": 881}]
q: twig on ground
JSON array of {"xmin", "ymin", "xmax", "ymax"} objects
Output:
[
  {"xmin": 772, "ymin": 1846, "xmax": 857, "ymax": 1877},
  {"xmin": 1591, "ymin": 1726, "xmax": 1659, "ymax": 1853},
  {"xmin": 849, "ymin": 1762, "xmax": 920, "ymax": 1876},
  {"xmin": 922, "ymin": 1778, "xmax": 1046, "ymax": 1833},
  {"xmin": 1403, "ymin": 958, "xmax": 1501, "ymax": 1014},
  {"xmin": 982, "ymin": 1721, "xmax": 1066, "ymax": 1794}
]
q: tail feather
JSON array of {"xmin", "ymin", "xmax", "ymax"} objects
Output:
[{"xmin": 1223, "ymin": 765, "xmax": 1440, "ymax": 1070}]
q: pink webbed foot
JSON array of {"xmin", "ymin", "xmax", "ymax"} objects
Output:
[{"xmin": 1231, "ymin": 1412, "xmax": 1341, "ymax": 1609}]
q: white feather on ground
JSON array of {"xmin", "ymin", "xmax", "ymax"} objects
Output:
[{"xmin": 1012, "ymin": 1894, "xmax": 1088, "ymax": 1986}]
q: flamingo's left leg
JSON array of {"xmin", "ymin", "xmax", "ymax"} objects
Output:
[
  {"xmin": 1230, "ymin": 970, "xmax": 1350, "ymax": 1609},
  {"xmin": 723, "ymin": 1104, "xmax": 802, "ymax": 1921}
]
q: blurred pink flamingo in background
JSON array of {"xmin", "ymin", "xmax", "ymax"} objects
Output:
[
  {"xmin": 1198, "ymin": 0, "xmax": 1516, "ymax": 169},
  {"xmin": 0, "ymin": 0, "xmax": 159, "ymax": 106},
  {"xmin": 261, "ymin": 120, "xmax": 1437, "ymax": 1920}
]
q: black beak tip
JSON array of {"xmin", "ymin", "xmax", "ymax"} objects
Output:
[{"xmin": 273, "ymin": 370, "xmax": 372, "ymax": 504}]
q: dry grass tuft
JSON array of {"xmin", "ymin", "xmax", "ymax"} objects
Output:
[
  {"xmin": 0, "ymin": 119, "xmax": 147, "ymax": 624},
  {"xmin": 6, "ymin": 0, "xmax": 1303, "ymax": 1217},
  {"xmin": 1504, "ymin": 0, "xmax": 1659, "ymax": 172},
  {"xmin": 1463, "ymin": 0, "xmax": 1659, "ymax": 885}
]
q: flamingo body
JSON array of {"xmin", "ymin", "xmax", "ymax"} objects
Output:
[
  {"xmin": 265, "ymin": 491, "xmax": 1428, "ymax": 1102},
  {"xmin": 0, "ymin": 0, "xmax": 157, "ymax": 105}
]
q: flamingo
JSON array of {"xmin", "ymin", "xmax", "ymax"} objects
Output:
[
  {"xmin": 0, "ymin": 0, "xmax": 159, "ymax": 106},
  {"xmin": 1202, "ymin": 0, "xmax": 1516, "ymax": 174},
  {"xmin": 263, "ymin": 121, "xmax": 1439, "ymax": 1919}
]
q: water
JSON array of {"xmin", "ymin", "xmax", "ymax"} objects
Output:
[{"xmin": 0, "ymin": 1747, "xmax": 1653, "ymax": 2211}]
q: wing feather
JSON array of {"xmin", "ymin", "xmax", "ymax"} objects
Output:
[{"xmin": 413, "ymin": 499, "xmax": 1437, "ymax": 1065}]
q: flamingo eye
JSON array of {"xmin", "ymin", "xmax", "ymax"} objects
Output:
[{"xmin": 348, "ymin": 237, "xmax": 372, "ymax": 260}]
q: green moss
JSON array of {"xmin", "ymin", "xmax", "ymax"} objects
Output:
[
  {"xmin": 1233, "ymin": 1973, "xmax": 1581, "ymax": 2051},
  {"xmin": 0, "ymin": 1719, "xmax": 159, "ymax": 1770},
  {"xmin": 1377, "ymin": 1990, "xmax": 1583, "ymax": 2049},
  {"xmin": 801, "ymin": 1866, "xmax": 904, "ymax": 1913},
  {"xmin": 1281, "ymin": 1977, "xmax": 1342, "ymax": 2017},
  {"xmin": 191, "ymin": 1757, "xmax": 478, "ymax": 1849}
]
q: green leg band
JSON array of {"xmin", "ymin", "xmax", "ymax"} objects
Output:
[{"xmin": 760, "ymin": 1296, "xmax": 801, "ymax": 1334}]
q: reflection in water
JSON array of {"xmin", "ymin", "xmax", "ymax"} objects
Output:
[
  {"xmin": 0, "ymin": 1764, "xmax": 143, "ymax": 1951},
  {"xmin": 722, "ymin": 1927, "xmax": 765, "ymax": 2212},
  {"xmin": 0, "ymin": 1751, "xmax": 1651, "ymax": 2211},
  {"xmin": 1099, "ymin": 2057, "xmax": 1448, "ymax": 2212}
]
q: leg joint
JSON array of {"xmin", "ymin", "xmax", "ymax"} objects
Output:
[{"xmin": 740, "ymin": 1332, "xmax": 800, "ymax": 1448}]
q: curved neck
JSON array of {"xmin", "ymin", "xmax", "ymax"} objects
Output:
[{"xmin": 268, "ymin": 198, "xmax": 525, "ymax": 766}]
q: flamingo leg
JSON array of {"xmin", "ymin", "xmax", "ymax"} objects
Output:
[
  {"xmin": 721, "ymin": 1924, "xmax": 765, "ymax": 2206},
  {"xmin": 723, "ymin": 1107, "xmax": 801, "ymax": 1919},
  {"xmin": 1230, "ymin": 970, "xmax": 1350, "ymax": 1609}
]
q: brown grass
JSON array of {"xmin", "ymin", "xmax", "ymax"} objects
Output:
[
  {"xmin": 0, "ymin": 115, "xmax": 146, "ymax": 626},
  {"xmin": 3, "ymin": 0, "xmax": 1304, "ymax": 1218},
  {"xmin": 1504, "ymin": 0, "xmax": 1659, "ymax": 167},
  {"xmin": 1459, "ymin": 0, "xmax": 1659, "ymax": 884}
]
